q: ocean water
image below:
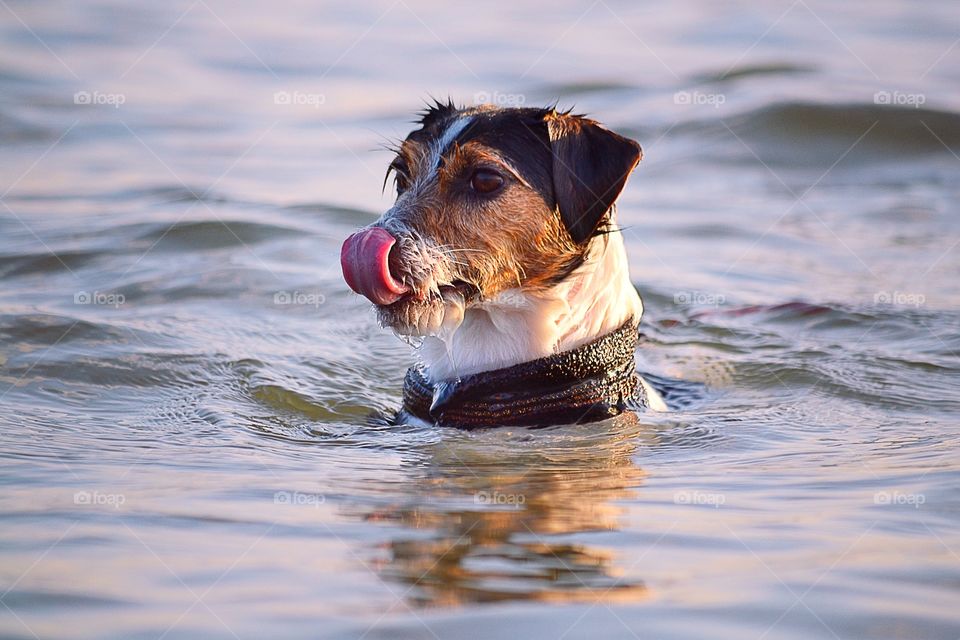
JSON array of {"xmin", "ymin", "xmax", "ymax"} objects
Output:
[{"xmin": 1, "ymin": 1, "xmax": 959, "ymax": 638}]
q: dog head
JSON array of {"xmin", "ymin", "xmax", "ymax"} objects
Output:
[{"xmin": 341, "ymin": 102, "xmax": 642, "ymax": 336}]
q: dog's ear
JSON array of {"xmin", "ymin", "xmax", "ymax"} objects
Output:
[{"xmin": 546, "ymin": 113, "xmax": 642, "ymax": 244}]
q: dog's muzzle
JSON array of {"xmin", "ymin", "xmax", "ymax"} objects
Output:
[{"xmin": 340, "ymin": 227, "xmax": 411, "ymax": 306}]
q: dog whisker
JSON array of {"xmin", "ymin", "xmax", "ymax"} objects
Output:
[{"xmin": 436, "ymin": 246, "xmax": 486, "ymax": 254}]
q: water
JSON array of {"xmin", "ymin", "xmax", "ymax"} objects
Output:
[{"xmin": 2, "ymin": 1, "xmax": 959, "ymax": 638}]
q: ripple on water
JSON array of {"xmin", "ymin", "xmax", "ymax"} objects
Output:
[
  {"xmin": 695, "ymin": 62, "xmax": 817, "ymax": 83},
  {"xmin": 0, "ymin": 313, "xmax": 125, "ymax": 345},
  {"xmin": 134, "ymin": 219, "xmax": 304, "ymax": 251},
  {"xmin": 676, "ymin": 101, "xmax": 960, "ymax": 166}
]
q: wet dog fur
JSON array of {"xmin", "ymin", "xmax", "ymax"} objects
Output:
[{"xmin": 363, "ymin": 101, "xmax": 650, "ymax": 385}]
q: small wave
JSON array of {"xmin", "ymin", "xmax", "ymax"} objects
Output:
[
  {"xmin": 2, "ymin": 350, "xmax": 212, "ymax": 394},
  {"xmin": 530, "ymin": 80, "xmax": 640, "ymax": 99},
  {"xmin": 115, "ymin": 184, "xmax": 232, "ymax": 204},
  {"xmin": 644, "ymin": 299, "xmax": 960, "ymax": 414},
  {"xmin": 691, "ymin": 301, "xmax": 833, "ymax": 321},
  {"xmin": 0, "ymin": 589, "xmax": 132, "ymax": 610},
  {"xmin": 251, "ymin": 383, "xmax": 342, "ymax": 421},
  {"xmin": 0, "ymin": 249, "xmax": 102, "ymax": 277},
  {"xmin": 1, "ymin": 184, "xmax": 235, "ymax": 204},
  {"xmin": 0, "ymin": 111, "xmax": 57, "ymax": 144},
  {"xmin": 283, "ymin": 203, "xmax": 378, "ymax": 228},
  {"xmin": 135, "ymin": 219, "xmax": 302, "ymax": 250},
  {"xmin": 678, "ymin": 101, "xmax": 960, "ymax": 166},
  {"xmin": 0, "ymin": 313, "xmax": 124, "ymax": 345},
  {"xmin": 695, "ymin": 62, "xmax": 816, "ymax": 83}
]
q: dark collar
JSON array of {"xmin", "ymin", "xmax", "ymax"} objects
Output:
[{"xmin": 401, "ymin": 318, "xmax": 644, "ymax": 428}]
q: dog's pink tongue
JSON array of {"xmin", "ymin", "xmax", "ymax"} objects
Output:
[{"xmin": 340, "ymin": 227, "xmax": 410, "ymax": 306}]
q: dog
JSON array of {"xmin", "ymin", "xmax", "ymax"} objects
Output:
[{"xmin": 341, "ymin": 101, "xmax": 667, "ymax": 427}]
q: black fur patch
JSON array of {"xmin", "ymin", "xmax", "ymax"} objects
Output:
[
  {"xmin": 546, "ymin": 114, "xmax": 642, "ymax": 244},
  {"xmin": 414, "ymin": 105, "xmax": 641, "ymax": 245},
  {"xmin": 451, "ymin": 107, "xmax": 557, "ymax": 203},
  {"xmin": 399, "ymin": 103, "xmax": 642, "ymax": 278}
]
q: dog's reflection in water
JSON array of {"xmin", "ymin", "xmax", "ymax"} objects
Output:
[{"xmin": 363, "ymin": 414, "xmax": 654, "ymax": 607}]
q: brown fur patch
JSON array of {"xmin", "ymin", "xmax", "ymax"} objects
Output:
[
  {"xmin": 374, "ymin": 106, "xmax": 637, "ymax": 335},
  {"xmin": 393, "ymin": 138, "xmax": 580, "ymax": 296}
]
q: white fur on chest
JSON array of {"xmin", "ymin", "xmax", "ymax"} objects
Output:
[{"xmin": 417, "ymin": 230, "xmax": 643, "ymax": 381}]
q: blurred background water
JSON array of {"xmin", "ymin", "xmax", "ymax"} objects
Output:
[{"xmin": 1, "ymin": 1, "xmax": 959, "ymax": 638}]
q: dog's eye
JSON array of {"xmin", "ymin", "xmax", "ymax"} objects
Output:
[
  {"xmin": 470, "ymin": 169, "xmax": 504, "ymax": 195},
  {"xmin": 389, "ymin": 160, "xmax": 411, "ymax": 196}
]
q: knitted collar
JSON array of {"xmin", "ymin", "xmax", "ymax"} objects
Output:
[{"xmin": 402, "ymin": 318, "xmax": 643, "ymax": 429}]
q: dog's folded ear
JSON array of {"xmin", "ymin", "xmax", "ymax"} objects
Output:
[{"xmin": 546, "ymin": 112, "xmax": 642, "ymax": 244}]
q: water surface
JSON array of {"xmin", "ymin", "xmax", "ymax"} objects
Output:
[{"xmin": 1, "ymin": 1, "xmax": 959, "ymax": 638}]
